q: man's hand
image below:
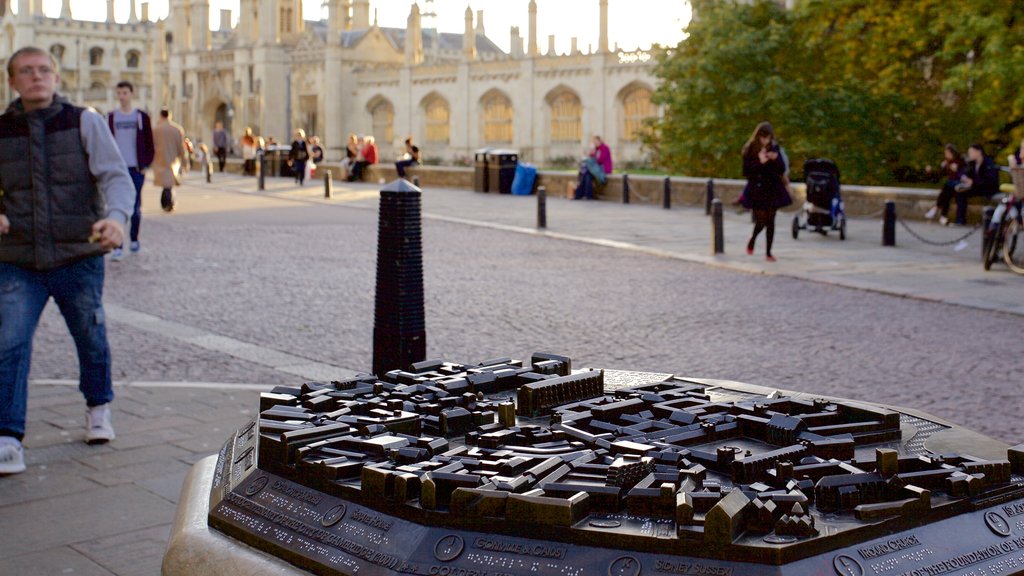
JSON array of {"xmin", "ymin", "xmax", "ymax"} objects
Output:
[
  {"xmin": 91, "ymin": 219, "xmax": 124, "ymax": 250},
  {"xmin": 0, "ymin": 214, "xmax": 9, "ymax": 235}
]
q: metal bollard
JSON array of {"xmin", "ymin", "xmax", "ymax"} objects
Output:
[
  {"xmin": 882, "ymin": 200, "xmax": 896, "ymax": 246},
  {"xmin": 537, "ymin": 185, "xmax": 547, "ymax": 229},
  {"xmin": 622, "ymin": 173, "xmax": 630, "ymax": 204},
  {"xmin": 413, "ymin": 176, "xmax": 420, "ymax": 188},
  {"xmin": 257, "ymin": 154, "xmax": 265, "ymax": 191},
  {"xmin": 324, "ymin": 170, "xmax": 333, "ymax": 199},
  {"xmin": 705, "ymin": 179, "xmax": 715, "ymax": 216},
  {"xmin": 711, "ymin": 198, "xmax": 724, "ymax": 254},
  {"xmin": 662, "ymin": 177, "xmax": 671, "ymax": 210}
]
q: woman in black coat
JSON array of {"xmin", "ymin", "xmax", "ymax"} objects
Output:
[
  {"xmin": 741, "ymin": 122, "xmax": 790, "ymax": 261},
  {"xmin": 288, "ymin": 128, "xmax": 309, "ymax": 186}
]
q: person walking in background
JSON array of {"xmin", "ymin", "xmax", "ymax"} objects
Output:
[
  {"xmin": 741, "ymin": 122, "xmax": 791, "ymax": 262},
  {"xmin": 152, "ymin": 109, "xmax": 187, "ymax": 212},
  {"xmin": 925, "ymin": 144, "xmax": 964, "ymax": 226},
  {"xmin": 956, "ymin": 143, "xmax": 1001, "ymax": 226},
  {"xmin": 0, "ymin": 46, "xmax": 135, "ymax": 474},
  {"xmin": 288, "ymin": 128, "xmax": 309, "ymax": 186},
  {"xmin": 340, "ymin": 133, "xmax": 359, "ymax": 179},
  {"xmin": 212, "ymin": 121, "xmax": 228, "ymax": 172},
  {"xmin": 395, "ymin": 136, "xmax": 421, "ymax": 179},
  {"xmin": 106, "ymin": 80, "xmax": 154, "ymax": 262},
  {"xmin": 240, "ymin": 126, "xmax": 256, "ymax": 176},
  {"xmin": 348, "ymin": 135, "xmax": 378, "ymax": 182}
]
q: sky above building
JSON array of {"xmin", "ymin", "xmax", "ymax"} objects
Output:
[{"xmin": 35, "ymin": 0, "xmax": 690, "ymax": 53}]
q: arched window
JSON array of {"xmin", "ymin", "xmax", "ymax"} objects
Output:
[
  {"xmin": 423, "ymin": 96, "xmax": 450, "ymax": 144},
  {"xmin": 482, "ymin": 91, "xmax": 513, "ymax": 145},
  {"xmin": 126, "ymin": 50, "xmax": 140, "ymax": 69},
  {"xmin": 89, "ymin": 47, "xmax": 104, "ymax": 66},
  {"xmin": 370, "ymin": 98, "xmax": 394, "ymax": 149},
  {"xmin": 621, "ymin": 85, "xmax": 655, "ymax": 142},
  {"xmin": 549, "ymin": 90, "xmax": 582, "ymax": 144},
  {"xmin": 50, "ymin": 44, "xmax": 66, "ymax": 64}
]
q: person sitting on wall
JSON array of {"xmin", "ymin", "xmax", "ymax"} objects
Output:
[
  {"xmin": 954, "ymin": 143, "xmax": 1001, "ymax": 226},
  {"xmin": 396, "ymin": 136, "xmax": 421, "ymax": 180},
  {"xmin": 348, "ymin": 136, "xmax": 378, "ymax": 182},
  {"xmin": 340, "ymin": 134, "xmax": 359, "ymax": 180}
]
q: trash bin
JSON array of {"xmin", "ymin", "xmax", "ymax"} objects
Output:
[
  {"xmin": 474, "ymin": 149, "xmax": 490, "ymax": 192},
  {"xmin": 487, "ymin": 150, "xmax": 518, "ymax": 194}
]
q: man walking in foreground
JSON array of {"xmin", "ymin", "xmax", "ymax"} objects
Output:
[
  {"xmin": 107, "ymin": 80, "xmax": 154, "ymax": 261},
  {"xmin": 0, "ymin": 46, "xmax": 134, "ymax": 475}
]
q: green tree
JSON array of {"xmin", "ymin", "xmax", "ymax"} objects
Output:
[{"xmin": 647, "ymin": 0, "xmax": 1024, "ymax": 184}]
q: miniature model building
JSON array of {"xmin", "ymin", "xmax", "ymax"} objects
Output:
[{"xmin": 208, "ymin": 354, "xmax": 1024, "ymax": 576}]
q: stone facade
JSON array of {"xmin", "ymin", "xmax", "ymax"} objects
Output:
[{"xmin": 0, "ymin": 0, "xmax": 667, "ymax": 164}]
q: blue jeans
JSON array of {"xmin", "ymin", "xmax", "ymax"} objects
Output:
[
  {"xmin": 0, "ymin": 256, "xmax": 113, "ymax": 440},
  {"xmin": 128, "ymin": 167, "xmax": 146, "ymax": 243}
]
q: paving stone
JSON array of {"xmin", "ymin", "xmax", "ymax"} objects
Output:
[
  {"xmin": 81, "ymin": 458, "xmax": 192, "ymax": 489},
  {"xmin": 135, "ymin": 469, "xmax": 190, "ymax": 505},
  {"xmin": 72, "ymin": 524, "xmax": 172, "ymax": 576},
  {"xmin": 0, "ymin": 546, "xmax": 115, "ymax": 576},
  {"xmin": 0, "ymin": 460, "xmax": 102, "ymax": 507},
  {"xmin": 0, "ymin": 484, "xmax": 176, "ymax": 557},
  {"xmin": 75, "ymin": 443, "xmax": 192, "ymax": 472}
]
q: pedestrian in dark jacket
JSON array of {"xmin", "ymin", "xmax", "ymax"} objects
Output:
[
  {"xmin": 956, "ymin": 143, "xmax": 1000, "ymax": 225},
  {"xmin": 741, "ymin": 122, "xmax": 790, "ymax": 261},
  {"xmin": 0, "ymin": 47, "xmax": 135, "ymax": 474},
  {"xmin": 288, "ymin": 128, "xmax": 309, "ymax": 186}
]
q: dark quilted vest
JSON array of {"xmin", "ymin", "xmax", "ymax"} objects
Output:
[{"xmin": 0, "ymin": 97, "xmax": 105, "ymax": 270}]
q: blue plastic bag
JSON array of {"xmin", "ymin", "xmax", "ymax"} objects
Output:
[{"xmin": 511, "ymin": 163, "xmax": 537, "ymax": 195}]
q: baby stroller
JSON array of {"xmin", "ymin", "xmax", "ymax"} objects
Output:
[{"xmin": 792, "ymin": 158, "xmax": 846, "ymax": 240}]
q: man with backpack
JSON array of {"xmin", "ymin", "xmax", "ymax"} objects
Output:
[{"xmin": 107, "ymin": 80, "xmax": 154, "ymax": 261}]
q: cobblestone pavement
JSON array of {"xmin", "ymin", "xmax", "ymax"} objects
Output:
[{"xmin": 2, "ymin": 172, "xmax": 1020, "ymax": 574}]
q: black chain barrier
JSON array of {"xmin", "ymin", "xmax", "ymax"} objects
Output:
[{"xmin": 896, "ymin": 216, "xmax": 982, "ymax": 247}]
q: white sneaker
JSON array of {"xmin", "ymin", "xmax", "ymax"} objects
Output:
[
  {"xmin": 0, "ymin": 438, "xmax": 25, "ymax": 475},
  {"xmin": 925, "ymin": 207, "xmax": 938, "ymax": 219},
  {"xmin": 111, "ymin": 248, "xmax": 124, "ymax": 262},
  {"xmin": 939, "ymin": 216, "xmax": 949, "ymax": 226},
  {"xmin": 129, "ymin": 241, "xmax": 140, "ymax": 253},
  {"xmin": 85, "ymin": 404, "xmax": 115, "ymax": 444}
]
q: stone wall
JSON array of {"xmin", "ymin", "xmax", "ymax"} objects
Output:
[{"xmin": 224, "ymin": 160, "xmax": 1005, "ymax": 223}]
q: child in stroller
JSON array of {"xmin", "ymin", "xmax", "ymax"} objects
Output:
[{"xmin": 792, "ymin": 158, "xmax": 846, "ymax": 240}]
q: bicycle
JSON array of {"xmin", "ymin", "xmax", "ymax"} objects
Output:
[{"xmin": 984, "ymin": 167, "xmax": 1024, "ymax": 274}]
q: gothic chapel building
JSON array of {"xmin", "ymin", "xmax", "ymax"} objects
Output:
[{"xmin": 0, "ymin": 0, "xmax": 664, "ymax": 163}]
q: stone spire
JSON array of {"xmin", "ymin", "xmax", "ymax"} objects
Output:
[
  {"xmin": 327, "ymin": 0, "xmax": 342, "ymax": 44},
  {"xmin": 475, "ymin": 9, "xmax": 484, "ymax": 36},
  {"xmin": 527, "ymin": 0, "xmax": 538, "ymax": 57},
  {"xmin": 599, "ymin": 0, "xmax": 610, "ymax": 52},
  {"xmin": 129, "ymin": 0, "xmax": 138, "ymax": 23},
  {"xmin": 59, "ymin": 0, "xmax": 72, "ymax": 19},
  {"xmin": 191, "ymin": 0, "xmax": 211, "ymax": 50},
  {"xmin": 463, "ymin": 6, "xmax": 476, "ymax": 61},
  {"xmin": 405, "ymin": 3, "xmax": 423, "ymax": 65},
  {"xmin": 352, "ymin": 0, "xmax": 370, "ymax": 29},
  {"xmin": 106, "ymin": 0, "xmax": 115, "ymax": 23}
]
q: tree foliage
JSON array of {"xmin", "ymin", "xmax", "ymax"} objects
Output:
[{"xmin": 645, "ymin": 0, "xmax": 1024, "ymax": 184}]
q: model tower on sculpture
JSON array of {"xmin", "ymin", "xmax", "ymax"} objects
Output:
[{"xmin": 372, "ymin": 179, "xmax": 426, "ymax": 376}]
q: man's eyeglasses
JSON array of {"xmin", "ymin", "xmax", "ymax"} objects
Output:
[{"xmin": 15, "ymin": 66, "xmax": 55, "ymax": 78}]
